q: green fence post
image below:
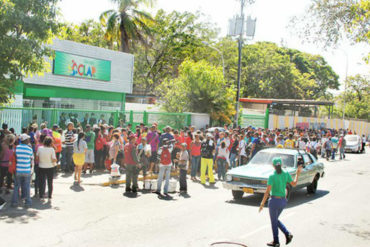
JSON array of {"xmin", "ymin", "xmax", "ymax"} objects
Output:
[
  {"xmin": 143, "ymin": 111, "xmax": 148, "ymax": 126},
  {"xmin": 264, "ymin": 107, "xmax": 269, "ymax": 129},
  {"xmin": 114, "ymin": 110, "xmax": 119, "ymax": 127},
  {"xmin": 186, "ymin": 114, "xmax": 192, "ymax": 127},
  {"xmin": 129, "ymin": 110, "xmax": 134, "ymax": 125}
]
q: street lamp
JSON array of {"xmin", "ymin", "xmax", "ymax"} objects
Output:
[
  {"xmin": 228, "ymin": 0, "xmax": 257, "ymax": 127},
  {"xmin": 201, "ymin": 41, "xmax": 225, "ymax": 78}
]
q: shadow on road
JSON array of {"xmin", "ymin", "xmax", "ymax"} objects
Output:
[
  {"xmin": 70, "ymin": 183, "xmax": 85, "ymax": 192},
  {"xmin": 225, "ymin": 189, "xmax": 330, "ymax": 208}
]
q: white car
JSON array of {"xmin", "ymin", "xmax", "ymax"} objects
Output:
[{"xmin": 344, "ymin": 135, "xmax": 362, "ymax": 153}]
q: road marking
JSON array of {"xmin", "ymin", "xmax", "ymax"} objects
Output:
[{"xmin": 240, "ymin": 212, "xmax": 296, "ymax": 239}]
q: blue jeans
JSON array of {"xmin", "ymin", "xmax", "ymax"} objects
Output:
[
  {"xmin": 268, "ymin": 197, "xmax": 289, "ymax": 243},
  {"xmin": 217, "ymin": 159, "xmax": 226, "ymax": 181},
  {"xmin": 157, "ymin": 165, "xmax": 171, "ymax": 193},
  {"xmin": 12, "ymin": 173, "xmax": 32, "ymax": 206},
  {"xmin": 331, "ymin": 148, "xmax": 337, "ymax": 160},
  {"xmin": 339, "ymin": 148, "xmax": 345, "ymax": 159},
  {"xmin": 191, "ymin": 155, "xmax": 201, "ymax": 177},
  {"xmin": 230, "ymin": 153, "xmax": 237, "ymax": 168}
]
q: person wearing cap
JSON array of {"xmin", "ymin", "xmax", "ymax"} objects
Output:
[
  {"xmin": 124, "ymin": 134, "xmax": 140, "ymax": 193},
  {"xmin": 156, "ymin": 138, "xmax": 173, "ymax": 196},
  {"xmin": 11, "ymin": 134, "xmax": 34, "ymax": 208},
  {"xmin": 200, "ymin": 133, "xmax": 215, "ymax": 185},
  {"xmin": 259, "ymin": 157, "xmax": 303, "ymax": 247},
  {"xmin": 137, "ymin": 137, "xmax": 151, "ymax": 189},
  {"xmin": 175, "ymin": 143, "xmax": 189, "ymax": 193},
  {"xmin": 159, "ymin": 126, "xmax": 174, "ymax": 147}
]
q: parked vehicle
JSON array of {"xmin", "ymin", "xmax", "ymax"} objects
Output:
[
  {"xmin": 206, "ymin": 127, "xmax": 226, "ymax": 133},
  {"xmin": 223, "ymin": 148, "xmax": 325, "ymax": 200},
  {"xmin": 344, "ymin": 135, "xmax": 362, "ymax": 153}
]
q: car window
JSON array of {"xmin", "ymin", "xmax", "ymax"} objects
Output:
[
  {"xmin": 249, "ymin": 152, "xmax": 295, "ymax": 167},
  {"xmin": 302, "ymin": 154, "xmax": 313, "ymax": 165}
]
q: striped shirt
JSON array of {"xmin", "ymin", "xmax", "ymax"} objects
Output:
[
  {"xmin": 15, "ymin": 144, "xmax": 33, "ymax": 174},
  {"xmin": 64, "ymin": 130, "xmax": 74, "ymax": 147}
]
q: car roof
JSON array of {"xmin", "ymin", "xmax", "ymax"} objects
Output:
[{"xmin": 259, "ymin": 148, "xmax": 303, "ymax": 155}]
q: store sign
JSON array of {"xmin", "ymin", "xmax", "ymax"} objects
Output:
[{"xmin": 53, "ymin": 51, "xmax": 111, "ymax": 81}]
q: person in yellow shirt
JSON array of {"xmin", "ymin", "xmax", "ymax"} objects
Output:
[{"xmin": 284, "ymin": 134, "xmax": 295, "ymax": 149}]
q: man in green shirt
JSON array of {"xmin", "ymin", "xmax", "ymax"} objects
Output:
[
  {"xmin": 259, "ymin": 157, "xmax": 302, "ymax": 247},
  {"xmin": 84, "ymin": 125, "xmax": 95, "ymax": 174}
]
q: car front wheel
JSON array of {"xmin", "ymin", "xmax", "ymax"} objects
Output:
[
  {"xmin": 232, "ymin": 190, "xmax": 244, "ymax": 200},
  {"xmin": 307, "ymin": 176, "xmax": 319, "ymax": 194}
]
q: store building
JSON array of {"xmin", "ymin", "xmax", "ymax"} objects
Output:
[{"xmin": 8, "ymin": 39, "xmax": 134, "ymax": 131}]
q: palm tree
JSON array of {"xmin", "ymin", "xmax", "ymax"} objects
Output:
[{"xmin": 100, "ymin": 0, "xmax": 155, "ymax": 53}]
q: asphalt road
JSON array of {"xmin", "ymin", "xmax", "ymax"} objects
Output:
[{"xmin": 1, "ymin": 148, "xmax": 369, "ymax": 247}]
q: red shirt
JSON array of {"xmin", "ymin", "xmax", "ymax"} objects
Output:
[
  {"xmin": 160, "ymin": 148, "xmax": 172, "ymax": 165},
  {"xmin": 185, "ymin": 137, "xmax": 192, "ymax": 151},
  {"xmin": 190, "ymin": 141, "xmax": 201, "ymax": 156},
  {"xmin": 124, "ymin": 143, "xmax": 137, "ymax": 165}
]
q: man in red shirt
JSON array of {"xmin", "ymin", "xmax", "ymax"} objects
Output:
[
  {"xmin": 156, "ymin": 138, "xmax": 172, "ymax": 196},
  {"xmin": 124, "ymin": 135, "xmax": 140, "ymax": 193}
]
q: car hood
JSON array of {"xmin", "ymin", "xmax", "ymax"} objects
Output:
[{"xmin": 227, "ymin": 164, "xmax": 296, "ymax": 180}]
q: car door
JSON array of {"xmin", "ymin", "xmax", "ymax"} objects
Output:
[{"xmin": 302, "ymin": 153, "xmax": 315, "ymax": 185}]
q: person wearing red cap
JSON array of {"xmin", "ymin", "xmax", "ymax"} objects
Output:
[{"xmin": 124, "ymin": 134, "xmax": 140, "ymax": 193}]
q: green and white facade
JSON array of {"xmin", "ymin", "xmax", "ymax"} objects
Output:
[{"xmin": 8, "ymin": 39, "xmax": 134, "ymax": 132}]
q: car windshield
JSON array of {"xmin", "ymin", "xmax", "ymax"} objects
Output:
[
  {"xmin": 249, "ymin": 152, "xmax": 295, "ymax": 167},
  {"xmin": 345, "ymin": 136, "xmax": 358, "ymax": 142}
]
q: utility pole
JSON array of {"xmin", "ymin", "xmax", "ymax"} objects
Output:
[{"xmin": 234, "ymin": 0, "xmax": 245, "ymax": 127}]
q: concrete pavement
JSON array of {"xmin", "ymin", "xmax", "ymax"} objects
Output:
[{"xmin": 0, "ymin": 148, "xmax": 369, "ymax": 247}]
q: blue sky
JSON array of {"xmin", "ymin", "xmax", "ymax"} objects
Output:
[{"xmin": 58, "ymin": 0, "xmax": 369, "ymax": 93}]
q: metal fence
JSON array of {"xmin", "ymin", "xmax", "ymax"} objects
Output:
[
  {"xmin": 240, "ymin": 114, "xmax": 267, "ymax": 129},
  {"xmin": 0, "ymin": 107, "xmax": 192, "ymax": 133}
]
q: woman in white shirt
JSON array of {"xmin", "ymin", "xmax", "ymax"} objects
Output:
[{"xmin": 36, "ymin": 136, "xmax": 57, "ymax": 200}]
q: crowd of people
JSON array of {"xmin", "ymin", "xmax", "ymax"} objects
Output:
[{"xmin": 0, "ymin": 120, "xmax": 368, "ymax": 209}]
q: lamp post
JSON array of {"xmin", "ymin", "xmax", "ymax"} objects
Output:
[
  {"xmin": 229, "ymin": 0, "xmax": 256, "ymax": 127},
  {"xmin": 201, "ymin": 41, "xmax": 225, "ymax": 78}
]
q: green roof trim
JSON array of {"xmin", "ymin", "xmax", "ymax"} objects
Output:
[{"xmin": 23, "ymin": 83, "xmax": 125, "ymax": 102}]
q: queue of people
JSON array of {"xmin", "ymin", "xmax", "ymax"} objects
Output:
[{"xmin": 0, "ymin": 119, "xmax": 368, "ymax": 208}]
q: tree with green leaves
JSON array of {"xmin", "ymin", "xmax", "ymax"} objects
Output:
[
  {"xmin": 59, "ymin": 20, "xmax": 112, "ymax": 50},
  {"xmin": 133, "ymin": 10, "xmax": 218, "ymax": 95},
  {"xmin": 158, "ymin": 59, "xmax": 235, "ymax": 124},
  {"xmin": 291, "ymin": 0, "xmax": 369, "ymax": 48},
  {"xmin": 100, "ymin": 0, "xmax": 155, "ymax": 53},
  {"xmin": 337, "ymin": 74, "xmax": 370, "ymax": 120},
  {"xmin": 0, "ymin": 0, "xmax": 59, "ymax": 103}
]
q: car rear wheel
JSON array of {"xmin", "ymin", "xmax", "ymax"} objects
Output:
[
  {"xmin": 232, "ymin": 190, "xmax": 244, "ymax": 200},
  {"xmin": 307, "ymin": 175, "xmax": 319, "ymax": 194}
]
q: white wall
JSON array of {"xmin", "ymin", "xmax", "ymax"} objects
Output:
[{"xmin": 23, "ymin": 39, "xmax": 134, "ymax": 93}]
